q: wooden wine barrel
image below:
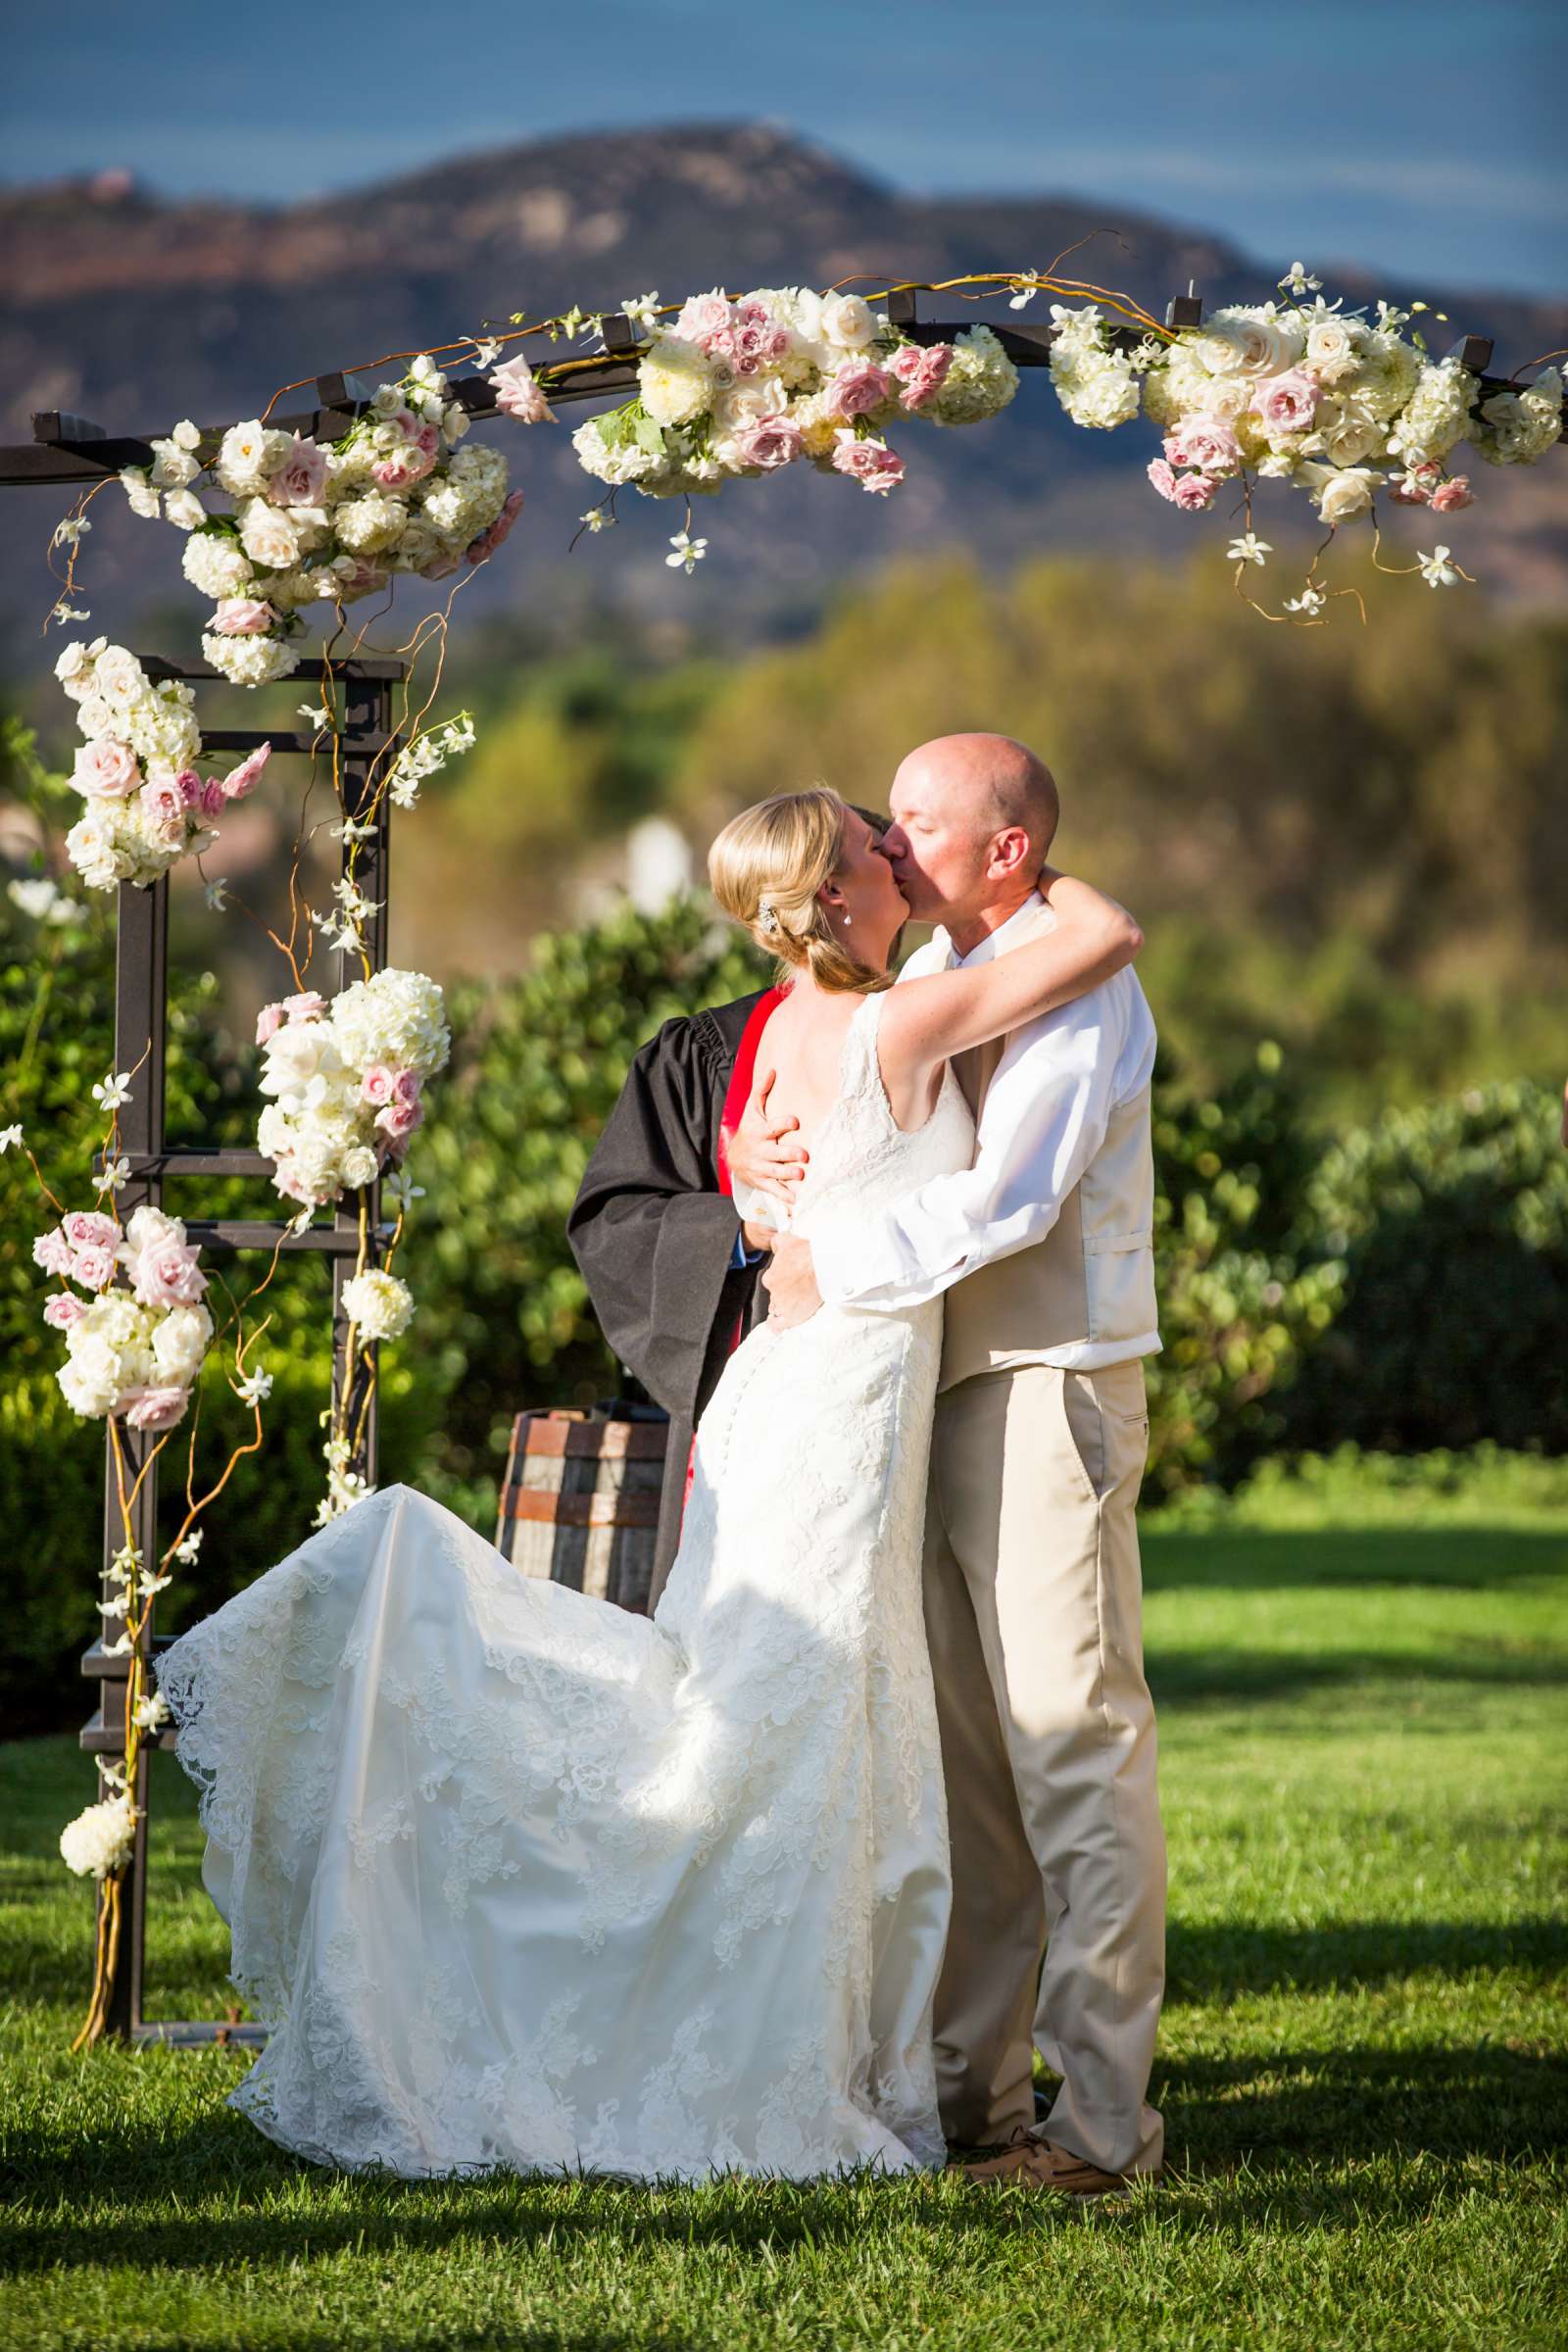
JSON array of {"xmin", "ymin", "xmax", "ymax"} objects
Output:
[{"xmin": 495, "ymin": 1407, "xmax": 669, "ymax": 1615}]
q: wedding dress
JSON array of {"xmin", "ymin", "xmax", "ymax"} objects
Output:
[{"xmin": 160, "ymin": 992, "xmax": 976, "ymax": 2181}]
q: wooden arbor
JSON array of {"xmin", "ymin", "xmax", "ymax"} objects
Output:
[{"xmin": 0, "ymin": 284, "xmax": 1542, "ymax": 2039}]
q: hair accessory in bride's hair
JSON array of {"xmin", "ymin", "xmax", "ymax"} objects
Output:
[{"xmin": 757, "ymin": 895, "xmax": 783, "ymax": 938}]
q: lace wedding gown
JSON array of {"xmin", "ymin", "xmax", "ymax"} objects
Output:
[{"xmin": 160, "ymin": 992, "xmax": 974, "ymax": 2181}]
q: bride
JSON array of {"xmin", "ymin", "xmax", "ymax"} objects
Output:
[{"xmin": 159, "ymin": 786, "xmax": 1141, "ymax": 2182}]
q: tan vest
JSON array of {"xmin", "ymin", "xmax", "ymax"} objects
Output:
[{"xmin": 938, "ymin": 907, "xmax": 1158, "ymax": 1393}]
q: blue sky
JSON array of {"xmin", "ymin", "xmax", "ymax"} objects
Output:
[{"xmin": 6, "ymin": 1, "xmax": 1563, "ymax": 296}]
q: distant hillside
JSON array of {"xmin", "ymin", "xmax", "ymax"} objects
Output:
[{"xmin": 3, "ymin": 121, "xmax": 1565, "ymax": 664}]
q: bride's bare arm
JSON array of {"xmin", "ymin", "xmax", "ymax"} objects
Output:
[{"xmin": 876, "ymin": 872, "xmax": 1142, "ymax": 1086}]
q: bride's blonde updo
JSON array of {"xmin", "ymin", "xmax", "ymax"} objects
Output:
[{"xmin": 708, "ymin": 787, "xmax": 895, "ymax": 997}]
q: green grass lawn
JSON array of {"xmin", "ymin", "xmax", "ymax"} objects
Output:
[{"xmin": 2, "ymin": 1496, "xmax": 1565, "ymax": 2350}]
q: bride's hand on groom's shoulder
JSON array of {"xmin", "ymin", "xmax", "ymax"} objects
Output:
[
  {"xmin": 762, "ymin": 1236, "xmax": 823, "ymax": 1328},
  {"xmin": 728, "ymin": 1067, "xmax": 809, "ymax": 1204}
]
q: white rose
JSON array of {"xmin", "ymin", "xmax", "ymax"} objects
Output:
[
  {"xmin": 1192, "ymin": 305, "xmax": 1304, "ymax": 380},
  {"xmin": 1304, "ymin": 464, "xmax": 1378, "ymax": 524},
  {"xmin": 149, "ymin": 439, "xmax": 199, "ymax": 491},
  {"xmin": 260, "ymin": 1022, "xmax": 335, "ymax": 1098},
  {"xmin": 120, "ymin": 467, "xmax": 161, "ymax": 519},
  {"xmin": 162, "ymin": 488, "xmax": 206, "ymax": 531},
  {"xmin": 152, "ymin": 1302, "xmax": 213, "ymax": 1386},
  {"xmin": 1307, "ymin": 397, "xmax": 1386, "ymax": 467},
  {"xmin": 238, "ymin": 499, "xmax": 302, "ymax": 570},
  {"xmin": 1304, "ymin": 315, "xmax": 1362, "ymax": 384},
  {"xmin": 55, "ymin": 641, "xmax": 93, "ymax": 697},
  {"xmin": 341, "ymin": 1144, "xmax": 380, "ymax": 1190},
  {"xmin": 819, "ymin": 294, "xmax": 876, "ymax": 351}
]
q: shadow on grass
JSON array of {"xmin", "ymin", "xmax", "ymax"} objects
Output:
[
  {"xmin": 1146, "ymin": 1642, "xmax": 1567, "ymax": 1707},
  {"xmin": 1165, "ymin": 1914, "xmax": 1568, "ymax": 2002},
  {"xmin": 1154, "ymin": 2038, "xmax": 1568, "ymax": 2167},
  {"xmin": 1141, "ymin": 1526, "xmax": 1566, "ymax": 1595}
]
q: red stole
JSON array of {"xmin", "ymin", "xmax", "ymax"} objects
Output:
[{"xmin": 684, "ymin": 986, "xmax": 786, "ymax": 1518}]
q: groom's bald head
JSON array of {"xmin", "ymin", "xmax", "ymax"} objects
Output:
[{"xmin": 884, "ymin": 733, "xmax": 1059, "ymax": 930}]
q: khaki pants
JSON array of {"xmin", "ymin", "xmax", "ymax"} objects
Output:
[{"xmin": 924, "ymin": 1359, "xmax": 1166, "ymax": 2176}]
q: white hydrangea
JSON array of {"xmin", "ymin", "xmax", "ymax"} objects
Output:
[
  {"xmin": 1049, "ymin": 311, "xmax": 1141, "ymax": 430},
  {"xmin": 1346, "ymin": 331, "xmax": 1422, "ymax": 421},
  {"xmin": 60, "ymin": 1792, "xmax": 137, "ymax": 1879},
  {"xmin": 330, "ymin": 967, "xmax": 451, "ymax": 1075},
  {"xmin": 181, "ymin": 532, "xmax": 257, "ymax": 598},
  {"xmin": 1471, "ymin": 368, "xmax": 1563, "ymax": 466},
  {"xmin": 151, "ymin": 1301, "xmax": 214, "ymax": 1387},
  {"xmin": 340, "ymin": 1268, "xmax": 414, "ymax": 1342},
  {"xmin": 1385, "ymin": 358, "xmax": 1478, "ymax": 466},
  {"xmin": 638, "ymin": 337, "xmax": 714, "ymax": 428},
  {"xmin": 334, "ymin": 494, "xmax": 408, "ymax": 555},
  {"xmin": 929, "ymin": 326, "xmax": 1021, "ymax": 427},
  {"xmin": 201, "ymin": 631, "xmax": 301, "ymax": 687}
]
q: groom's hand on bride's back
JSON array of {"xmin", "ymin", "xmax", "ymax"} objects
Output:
[{"xmin": 727, "ymin": 1067, "xmax": 808, "ymax": 1204}]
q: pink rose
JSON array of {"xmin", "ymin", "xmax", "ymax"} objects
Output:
[
  {"xmin": 826, "ymin": 361, "xmax": 896, "ymax": 422},
  {"xmin": 676, "ymin": 292, "xmax": 732, "ymax": 342},
  {"xmin": 391, "ymin": 1068, "xmax": 423, "ymax": 1107},
  {"xmin": 281, "ymin": 991, "xmax": 326, "ymax": 1023},
  {"xmin": 1147, "ymin": 458, "xmax": 1179, "ymax": 503},
  {"xmin": 255, "ymin": 1004, "xmax": 287, "ymax": 1046},
  {"xmin": 175, "ymin": 767, "xmax": 204, "ymax": 808},
  {"xmin": 128, "ymin": 1232, "xmax": 207, "ymax": 1310},
  {"xmin": 334, "ymin": 557, "xmax": 390, "ymax": 597},
  {"xmin": 1167, "ymin": 418, "xmax": 1240, "ymax": 475},
  {"xmin": 43, "ymin": 1291, "xmax": 89, "ymax": 1332},
  {"xmin": 71, "ymin": 1241, "xmax": 118, "ymax": 1291},
  {"xmin": 421, "ymin": 555, "xmax": 463, "ymax": 580},
  {"xmin": 139, "ymin": 774, "xmax": 187, "ymax": 831},
  {"xmin": 489, "ymin": 356, "xmax": 554, "ymax": 426},
  {"xmin": 371, "ymin": 445, "xmax": 436, "ymax": 490},
  {"xmin": 200, "ymin": 777, "xmax": 227, "ymax": 818},
  {"xmin": 73, "ymin": 738, "xmax": 140, "ymax": 800},
  {"xmin": 266, "ymin": 434, "xmax": 329, "ymax": 507},
  {"xmin": 730, "ymin": 415, "xmax": 804, "ymax": 470},
  {"xmin": 374, "ymin": 1098, "xmax": 424, "ymax": 1143},
  {"xmin": 465, "ymin": 489, "xmax": 525, "ymax": 564},
  {"xmin": 733, "ymin": 319, "xmax": 790, "ymax": 369},
  {"xmin": 210, "ymin": 599, "xmax": 278, "ymax": 637},
  {"xmin": 734, "ymin": 299, "xmax": 772, "ymax": 328},
  {"xmin": 894, "ymin": 346, "xmax": 954, "ymax": 412},
  {"xmin": 829, "ymin": 431, "xmax": 905, "ymax": 495},
  {"xmin": 416, "ymin": 420, "xmax": 440, "ymax": 457},
  {"xmin": 33, "ymin": 1226, "xmax": 74, "ymax": 1276},
  {"xmin": 121, "ymin": 1385, "xmax": 191, "ymax": 1432},
  {"xmin": 64, "ymin": 1210, "xmax": 119, "ymax": 1252},
  {"xmin": 1430, "ymin": 475, "xmax": 1474, "ymax": 513},
  {"xmin": 360, "ymin": 1062, "xmax": 397, "ymax": 1106},
  {"xmin": 1251, "ymin": 370, "xmax": 1320, "ymax": 438},
  {"xmin": 222, "ymin": 742, "xmax": 271, "ymax": 800},
  {"xmin": 1172, "ymin": 473, "xmax": 1219, "ymax": 512}
]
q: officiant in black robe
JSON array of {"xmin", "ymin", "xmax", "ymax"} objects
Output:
[{"xmin": 567, "ymin": 985, "xmax": 785, "ymax": 1607}]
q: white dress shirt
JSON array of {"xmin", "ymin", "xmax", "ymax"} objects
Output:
[{"xmin": 809, "ymin": 892, "xmax": 1161, "ymax": 1369}]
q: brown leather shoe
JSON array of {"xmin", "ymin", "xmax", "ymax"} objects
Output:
[{"xmin": 962, "ymin": 2134, "xmax": 1143, "ymax": 2196}]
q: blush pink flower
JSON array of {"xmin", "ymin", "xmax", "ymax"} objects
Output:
[
  {"xmin": 72, "ymin": 738, "xmax": 140, "ymax": 799},
  {"xmin": 1251, "ymin": 369, "xmax": 1321, "ymax": 438},
  {"xmin": 489, "ymin": 356, "xmax": 554, "ymax": 425},
  {"xmin": 829, "ymin": 431, "xmax": 905, "ymax": 494},
  {"xmin": 1430, "ymin": 475, "xmax": 1474, "ymax": 513},
  {"xmin": 1147, "ymin": 458, "xmax": 1179, "ymax": 503},
  {"xmin": 33, "ymin": 1226, "xmax": 74, "ymax": 1276},
  {"xmin": 175, "ymin": 767, "xmax": 204, "ymax": 808},
  {"xmin": 64, "ymin": 1210, "xmax": 119, "ymax": 1253},
  {"xmin": 139, "ymin": 774, "xmax": 187, "ymax": 831},
  {"xmin": 1168, "ymin": 418, "xmax": 1241, "ymax": 475},
  {"xmin": 360, "ymin": 1063, "xmax": 397, "ymax": 1106},
  {"xmin": 1388, "ymin": 462, "xmax": 1441, "ymax": 506},
  {"xmin": 465, "ymin": 489, "xmax": 525, "ymax": 564},
  {"xmin": 265, "ymin": 434, "xmax": 329, "ymax": 508},
  {"xmin": 200, "ymin": 777, "xmax": 227, "ymax": 818},
  {"xmin": 390, "ymin": 1069, "xmax": 423, "ymax": 1108},
  {"xmin": 676, "ymin": 291, "xmax": 733, "ymax": 342},
  {"xmin": 369, "ymin": 450, "xmax": 430, "ymax": 491},
  {"xmin": 374, "ymin": 1098, "xmax": 424, "ymax": 1143},
  {"xmin": 1171, "ymin": 473, "xmax": 1219, "ymax": 512},
  {"xmin": 210, "ymin": 599, "xmax": 278, "ymax": 637},
  {"xmin": 416, "ymin": 419, "xmax": 440, "ymax": 458},
  {"xmin": 892, "ymin": 344, "xmax": 954, "ymax": 411},
  {"xmin": 71, "ymin": 1240, "xmax": 119, "ymax": 1291},
  {"xmin": 731, "ymin": 415, "xmax": 805, "ymax": 470},
  {"xmin": 221, "ymin": 742, "xmax": 271, "ymax": 800},
  {"xmin": 255, "ymin": 1003, "xmax": 288, "ymax": 1045},
  {"xmin": 826, "ymin": 362, "xmax": 897, "ymax": 423},
  {"xmin": 43, "ymin": 1291, "xmax": 89, "ymax": 1332},
  {"xmin": 127, "ymin": 1231, "xmax": 207, "ymax": 1310},
  {"xmin": 121, "ymin": 1385, "xmax": 192, "ymax": 1432},
  {"xmin": 281, "ymin": 991, "xmax": 326, "ymax": 1023}
]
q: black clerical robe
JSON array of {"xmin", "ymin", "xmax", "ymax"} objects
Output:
[{"xmin": 567, "ymin": 989, "xmax": 783, "ymax": 1608}]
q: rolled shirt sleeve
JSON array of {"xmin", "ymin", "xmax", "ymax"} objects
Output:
[{"xmin": 811, "ymin": 974, "xmax": 1152, "ymax": 1313}]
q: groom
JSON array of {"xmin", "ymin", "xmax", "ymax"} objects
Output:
[{"xmin": 739, "ymin": 732, "xmax": 1166, "ymax": 2193}]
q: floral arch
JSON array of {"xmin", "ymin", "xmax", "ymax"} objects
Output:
[{"xmin": 2, "ymin": 262, "xmax": 1562, "ymax": 2043}]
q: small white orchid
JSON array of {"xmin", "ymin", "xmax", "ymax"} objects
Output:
[
  {"xmin": 1284, "ymin": 585, "xmax": 1327, "ymax": 615},
  {"xmin": 99, "ymin": 1155, "xmax": 131, "ymax": 1195},
  {"xmin": 235, "ymin": 1365, "xmax": 273, "ymax": 1406},
  {"xmin": 666, "ymin": 531, "xmax": 708, "ymax": 574},
  {"xmin": 579, "ymin": 508, "xmax": 613, "ymax": 534},
  {"xmin": 172, "ymin": 1529, "xmax": 204, "ymax": 1564},
  {"xmin": 1008, "ymin": 273, "xmax": 1044, "ymax": 310},
  {"xmin": 385, "ymin": 1167, "xmax": 426, "ymax": 1213},
  {"xmin": 92, "ymin": 1070, "xmax": 133, "ymax": 1114},
  {"xmin": 471, "ymin": 336, "xmax": 503, "ymax": 368},
  {"xmin": 132, "ymin": 1690, "xmax": 172, "ymax": 1733},
  {"xmin": 1228, "ymin": 533, "xmax": 1272, "ymax": 567},
  {"xmin": 203, "ymin": 877, "xmax": 229, "ymax": 911},
  {"xmin": 50, "ymin": 516, "xmax": 91, "ymax": 549},
  {"xmin": 298, "ymin": 702, "xmax": 332, "ymax": 731},
  {"xmin": 620, "ymin": 291, "xmax": 661, "ymax": 327},
  {"xmin": 1418, "ymin": 544, "xmax": 1462, "ymax": 588},
  {"xmin": 0, "ymin": 1123, "xmax": 24, "ymax": 1152},
  {"xmin": 1278, "ymin": 262, "xmax": 1323, "ymax": 296},
  {"xmin": 50, "ymin": 601, "xmax": 90, "ymax": 625}
]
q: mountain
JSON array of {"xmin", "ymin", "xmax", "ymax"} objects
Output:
[{"xmin": 3, "ymin": 121, "xmax": 1565, "ymax": 665}]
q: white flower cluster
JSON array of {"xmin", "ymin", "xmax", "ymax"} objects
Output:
[
  {"xmin": 341, "ymin": 1268, "xmax": 414, "ymax": 1340},
  {"xmin": 59, "ymin": 1791, "xmax": 137, "ymax": 1880},
  {"xmin": 121, "ymin": 358, "xmax": 515, "ymax": 687},
  {"xmin": 384, "ymin": 710, "xmax": 476, "ymax": 810},
  {"xmin": 37, "ymin": 1205, "xmax": 213, "ymax": 1429},
  {"xmin": 1048, "ymin": 306, "xmax": 1145, "ymax": 430},
  {"xmin": 316, "ymin": 1429, "xmax": 375, "ymax": 1527},
  {"xmin": 563, "ymin": 285, "xmax": 1018, "ymax": 514},
  {"xmin": 54, "ymin": 639, "xmax": 270, "ymax": 891},
  {"xmin": 255, "ymin": 967, "xmax": 450, "ymax": 1209},
  {"xmin": 1045, "ymin": 278, "xmax": 1564, "ymax": 608}
]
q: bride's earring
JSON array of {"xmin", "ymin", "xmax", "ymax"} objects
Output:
[{"xmin": 843, "ymin": 911, "xmax": 853, "ymax": 929}]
